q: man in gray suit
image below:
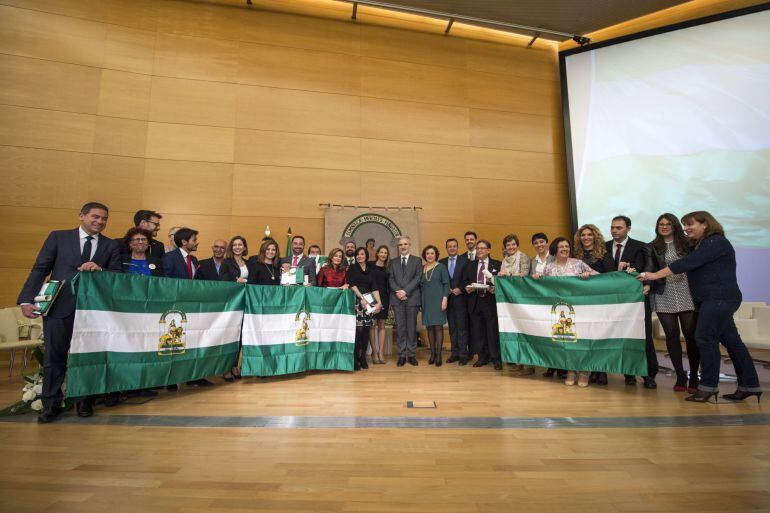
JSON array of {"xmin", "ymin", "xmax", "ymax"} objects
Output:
[
  {"xmin": 389, "ymin": 236, "xmax": 422, "ymax": 366},
  {"xmin": 280, "ymin": 235, "xmax": 317, "ymax": 286}
]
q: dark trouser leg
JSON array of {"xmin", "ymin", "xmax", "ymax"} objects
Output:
[
  {"xmin": 393, "ymin": 303, "xmax": 408, "ymax": 357},
  {"xmin": 355, "ymin": 325, "xmax": 369, "ymax": 368},
  {"xmin": 405, "ymin": 306, "xmax": 419, "ymax": 358},
  {"xmin": 483, "ymin": 306, "xmax": 500, "ymax": 363},
  {"xmin": 658, "ymin": 312, "xmax": 687, "ymax": 380},
  {"xmin": 716, "ymin": 302, "xmax": 760, "ymax": 392},
  {"xmin": 41, "ymin": 315, "xmax": 75, "ymax": 408},
  {"xmin": 469, "ymin": 313, "xmax": 488, "ymax": 362},
  {"xmin": 447, "ymin": 302, "xmax": 459, "ymax": 357}
]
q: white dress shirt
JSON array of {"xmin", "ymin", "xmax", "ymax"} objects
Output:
[
  {"xmin": 78, "ymin": 227, "xmax": 98, "ymax": 260},
  {"xmin": 179, "ymin": 247, "xmax": 196, "ymax": 278}
]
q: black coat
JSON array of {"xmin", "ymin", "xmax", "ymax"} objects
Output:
[
  {"xmin": 460, "ymin": 258, "xmax": 501, "ymax": 314},
  {"xmin": 17, "ymin": 228, "xmax": 122, "ymax": 318}
]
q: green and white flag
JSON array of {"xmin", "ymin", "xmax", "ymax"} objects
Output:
[
  {"xmin": 242, "ymin": 285, "xmax": 356, "ymax": 376},
  {"xmin": 68, "ymin": 272, "xmax": 244, "ymax": 397},
  {"xmin": 496, "ymin": 272, "xmax": 648, "ymax": 375}
]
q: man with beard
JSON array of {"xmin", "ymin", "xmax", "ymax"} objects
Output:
[{"xmin": 133, "ymin": 210, "xmax": 164, "ymax": 259}]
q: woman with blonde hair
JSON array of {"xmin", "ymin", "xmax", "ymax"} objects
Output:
[{"xmin": 573, "ymin": 224, "xmax": 613, "ymax": 273}]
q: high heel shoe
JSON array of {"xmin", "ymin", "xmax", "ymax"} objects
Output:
[
  {"xmin": 684, "ymin": 390, "xmax": 718, "ymax": 403},
  {"xmin": 722, "ymin": 390, "xmax": 762, "ymax": 403}
]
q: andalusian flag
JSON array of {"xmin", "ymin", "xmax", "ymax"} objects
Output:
[
  {"xmin": 67, "ymin": 272, "xmax": 244, "ymax": 397},
  {"xmin": 241, "ymin": 285, "xmax": 356, "ymax": 376},
  {"xmin": 496, "ymin": 273, "xmax": 647, "ymax": 375}
]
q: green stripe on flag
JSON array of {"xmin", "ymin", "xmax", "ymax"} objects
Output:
[
  {"xmin": 500, "ymin": 333, "xmax": 647, "ymax": 376},
  {"xmin": 244, "ymin": 284, "xmax": 356, "ymax": 314},
  {"xmin": 75, "ymin": 272, "xmax": 245, "ymax": 313},
  {"xmin": 495, "ymin": 272, "xmax": 643, "ymax": 306},
  {"xmin": 242, "ymin": 342, "xmax": 353, "ymax": 376},
  {"xmin": 67, "ymin": 342, "xmax": 240, "ymax": 396}
]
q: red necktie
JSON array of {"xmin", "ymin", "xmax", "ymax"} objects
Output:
[
  {"xmin": 186, "ymin": 254, "xmax": 193, "ymax": 279},
  {"xmin": 292, "ymin": 255, "xmax": 299, "ymax": 267},
  {"xmin": 614, "ymin": 244, "xmax": 622, "ymax": 269}
]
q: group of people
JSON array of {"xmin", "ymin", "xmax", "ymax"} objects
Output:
[{"xmin": 18, "ymin": 202, "xmax": 762, "ymax": 423}]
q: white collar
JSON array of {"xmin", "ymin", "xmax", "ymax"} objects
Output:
[
  {"xmin": 400, "ymin": 254, "xmax": 410, "ymax": 260},
  {"xmin": 179, "ymin": 248, "xmax": 190, "ymax": 259},
  {"xmin": 78, "ymin": 227, "xmax": 99, "ymax": 241},
  {"xmin": 478, "ymin": 258, "xmax": 489, "ymax": 265},
  {"xmin": 614, "ymin": 237, "xmax": 629, "ymax": 246}
]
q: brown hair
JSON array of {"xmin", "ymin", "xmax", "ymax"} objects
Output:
[
  {"xmin": 681, "ymin": 211, "xmax": 724, "ymax": 240},
  {"xmin": 225, "ymin": 235, "xmax": 248, "ymax": 259},
  {"xmin": 328, "ymin": 248, "xmax": 346, "ymax": 271},
  {"xmin": 572, "ymin": 224, "xmax": 606, "ymax": 261},
  {"xmin": 257, "ymin": 240, "xmax": 280, "ymax": 264},
  {"xmin": 502, "ymin": 234, "xmax": 520, "ymax": 249},
  {"xmin": 652, "ymin": 213, "xmax": 689, "ymax": 255},
  {"xmin": 375, "ymin": 245, "xmax": 390, "ymax": 265}
]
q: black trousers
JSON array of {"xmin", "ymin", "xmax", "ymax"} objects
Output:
[
  {"xmin": 469, "ymin": 300, "xmax": 500, "ymax": 363},
  {"xmin": 41, "ymin": 314, "xmax": 75, "ymax": 408},
  {"xmin": 657, "ymin": 310, "xmax": 699, "ymax": 381},
  {"xmin": 446, "ymin": 294, "xmax": 469, "ymax": 358},
  {"xmin": 626, "ymin": 297, "xmax": 658, "ymax": 378}
]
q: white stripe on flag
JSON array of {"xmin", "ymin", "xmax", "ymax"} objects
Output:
[
  {"xmin": 497, "ymin": 302, "xmax": 644, "ymax": 340},
  {"xmin": 71, "ymin": 310, "xmax": 244, "ymax": 353},
  {"xmin": 241, "ymin": 313, "xmax": 355, "ymax": 346}
]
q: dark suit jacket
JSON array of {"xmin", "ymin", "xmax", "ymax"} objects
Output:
[
  {"xmin": 196, "ymin": 258, "xmax": 226, "ymax": 281},
  {"xmin": 388, "ymin": 254, "xmax": 422, "ymax": 306},
  {"xmin": 162, "ymin": 248, "xmax": 199, "ymax": 279},
  {"xmin": 460, "ymin": 258, "xmax": 501, "ymax": 313},
  {"xmin": 17, "ymin": 228, "xmax": 122, "ymax": 318},
  {"xmin": 120, "ymin": 252, "xmax": 164, "ymax": 277},
  {"xmin": 149, "ymin": 239, "xmax": 165, "ymax": 260},
  {"xmin": 605, "ymin": 238, "xmax": 652, "ymax": 274},
  {"xmin": 439, "ymin": 253, "xmax": 469, "ymax": 290},
  {"xmin": 279, "ymin": 254, "xmax": 317, "ymax": 286}
]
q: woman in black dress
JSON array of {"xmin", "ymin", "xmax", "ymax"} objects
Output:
[
  {"xmin": 247, "ymin": 239, "xmax": 281, "ymax": 286},
  {"xmin": 369, "ymin": 245, "xmax": 391, "ymax": 364},
  {"xmin": 346, "ymin": 247, "xmax": 382, "ymax": 371}
]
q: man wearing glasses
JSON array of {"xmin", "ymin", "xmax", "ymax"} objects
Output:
[{"xmin": 133, "ymin": 210, "xmax": 165, "ymax": 259}]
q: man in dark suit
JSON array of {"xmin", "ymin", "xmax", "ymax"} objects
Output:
[
  {"xmin": 344, "ymin": 239, "xmax": 356, "ymax": 266},
  {"xmin": 133, "ymin": 210, "xmax": 165, "ymax": 260},
  {"xmin": 439, "ymin": 238, "xmax": 470, "ymax": 365},
  {"xmin": 162, "ymin": 228, "xmax": 199, "ymax": 279},
  {"xmin": 161, "ymin": 228, "xmax": 213, "ymax": 388},
  {"xmin": 607, "ymin": 215, "xmax": 658, "ymax": 388},
  {"xmin": 196, "ymin": 239, "xmax": 228, "ymax": 281},
  {"xmin": 462, "ymin": 231, "xmax": 477, "ymax": 263},
  {"xmin": 389, "ymin": 236, "xmax": 422, "ymax": 366},
  {"xmin": 279, "ymin": 235, "xmax": 317, "ymax": 286},
  {"xmin": 18, "ymin": 202, "xmax": 122, "ymax": 423},
  {"xmin": 462, "ymin": 239, "xmax": 503, "ymax": 370}
]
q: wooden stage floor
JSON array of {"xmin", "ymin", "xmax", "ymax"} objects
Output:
[{"xmin": 1, "ymin": 347, "xmax": 768, "ymax": 513}]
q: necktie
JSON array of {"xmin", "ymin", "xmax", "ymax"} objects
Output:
[
  {"xmin": 402, "ymin": 256, "xmax": 407, "ymax": 268},
  {"xmin": 614, "ymin": 243, "xmax": 622, "ymax": 269},
  {"xmin": 477, "ymin": 260, "xmax": 486, "ymax": 297},
  {"xmin": 448, "ymin": 257, "xmax": 455, "ymax": 278},
  {"xmin": 81, "ymin": 235, "xmax": 93, "ymax": 264},
  {"xmin": 292, "ymin": 255, "xmax": 299, "ymax": 267},
  {"xmin": 186, "ymin": 254, "xmax": 193, "ymax": 279}
]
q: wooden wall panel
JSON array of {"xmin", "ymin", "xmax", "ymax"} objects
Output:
[
  {"xmin": 0, "ymin": 147, "xmax": 91, "ymax": 209},
  {"xmin": 0, "ymin": 105, "xmax": 95, "ymax": 153},
  {"xmin": 97, "ymin": 70, "xmax": 152, "ymax": 120},
  {"xmin": 0, "ymin": 0, "xmax": 570, "ymax": 306},
  {"xmin": 149, "ymin": 76, "xmax": 237, "ymax": 127},
  {"xmin": 0, "ymin": 54, "xmax": 101, "ymax": 114},
  {"xmin": 235, "ymin": 85, "xmax": 361, "ymax": 137}
]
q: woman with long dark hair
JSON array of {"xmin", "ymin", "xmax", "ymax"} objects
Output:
[
  {"xmin": 639, "ymin": 211, "xmax": 761, "ymax": 403},
  {"xmin": 346, "ymin": 247, "xmax": 382, "ymax": 370},
  {"xmin": 247, "ymin": 240, "xmax": 281, "ymax": 286},
  {"xmin": 646, "ymin": 214, "xmax": 699, "ymax": 393},
  {"xmin": 369, "ymin": 245, "xmax": 391, "ymax": 364}
]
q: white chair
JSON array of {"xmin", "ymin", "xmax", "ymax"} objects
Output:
[{"xmin": 0, "ymin": 308, "xmax": 42, "ymax": 376}]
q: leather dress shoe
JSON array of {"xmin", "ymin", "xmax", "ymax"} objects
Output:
[
  {"xmin": 187, "ymin": 378, "xmax": 214, "ymax": 387},
  {"xmin": 642, "ymin": 377, "xmax": 657, "ymax": 389},
  {"xmin": 446, "ymin": 355, "xmax": 459, "ymax": 364},
  {"xmin": 596, "ymin": 373, "xmax": 608, "ymax": 386},
  {"xmin": 104, "ymin": 392, "xmax": 121, "ymax": 407},
  {"xmin": 37, "ymin": 406, "xmax": 62, "ymax": 424},
  {"xmin": 473, "ymin": 360, "xmax": 488, "ymax": 368},
  {"xmin": 76, "ymin": 400, "xmax": 94, "ymax": 418},
  {"xmin": 625, "ymin": 376, "xmax": 637, "ymax": 386},
  {"xmin": 396, "ymin": 357, "xmax": 406, "ymax": 367},
  {"xmin": 408, "ymin": 357, "xmax": 419, "ymax": 366},
  {"xmin": 493, "ymin": 362, "xmax": 502, "ymax": 370}
]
